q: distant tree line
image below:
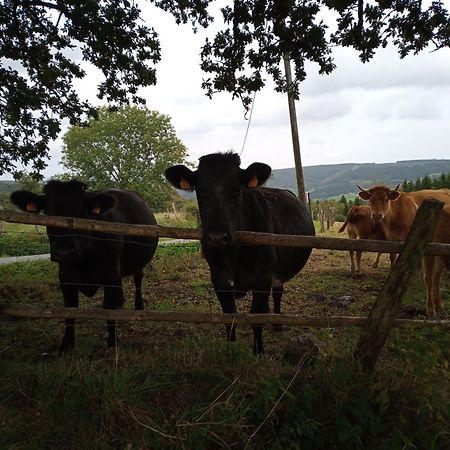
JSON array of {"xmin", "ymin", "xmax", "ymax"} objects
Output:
[{"xmin": 401, "ymin": 173, "xmax": 450, "ymax": 192}]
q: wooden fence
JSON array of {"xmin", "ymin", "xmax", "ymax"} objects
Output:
[{"xmin": 1, "ymin": 199, "xmax": 449, "ymax": 371}]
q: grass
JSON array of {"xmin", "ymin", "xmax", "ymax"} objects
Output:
[{"xmin": 0, "ymin": 223, "xmax": 449, "ymax": 449}]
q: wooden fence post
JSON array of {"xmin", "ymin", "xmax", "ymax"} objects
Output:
[{"xmin": 354, "ymin": 199, "xmax": 444, "ymax": 372}]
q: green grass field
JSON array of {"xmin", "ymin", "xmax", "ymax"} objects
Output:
[{"xmin": 0, "ymin": 224, "xmax": 449, "ymax": 449}]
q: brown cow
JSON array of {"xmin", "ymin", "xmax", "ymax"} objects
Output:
[
  {"xmin": 423, "ymin": 205, "xmax": 450, "ymax": 316},
  {"xmin": 358, "ymin": 185, "xmax": 450, "ymax": 315},
  {"xmin": 338, "ymin": 205, "xmax": 390, "ymax": 274},
  {"xmin": 358, "ymin": 186, "xmax": 450, "ymax": 241}
]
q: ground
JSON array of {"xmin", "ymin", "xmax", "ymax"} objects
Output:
[{"xmin": 0, "ymin": 223, "xmax": 449, "ymax": 449}]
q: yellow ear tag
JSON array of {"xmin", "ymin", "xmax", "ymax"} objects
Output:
[
  {"xmin": 180, "ymin": 177, "xmax": 192, "ymax": 190},
  {"xmin": 248, "ymin": 174, "xmax": 258, "ymax": 188},
  {"xmin": 26, "ymin": 202, "xmax": 38, "ymax": 212},
  {"xmin": 91, "ymin": 207, "xmax": 101, "ymax": 214}
]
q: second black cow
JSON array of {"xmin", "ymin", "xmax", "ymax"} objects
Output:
[
  {"xmin": 11, "ymin": 180, "xmax": 158, "ymax": 352},
  {"xmin": 166, "ymin": 152, "xmax": 315, "ymax": 354}
]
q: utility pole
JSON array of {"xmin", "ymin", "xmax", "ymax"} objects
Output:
[{"xmin": 283, "ymin": 54, "xmax": 307, "ymax": 204}]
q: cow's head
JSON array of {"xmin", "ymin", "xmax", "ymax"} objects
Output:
[
  {"xmin": 357, "ymin": 184, "xmax": 401, "ymax": 221},
  {"xmin": 10, "ymin": 180, "xmax": 116, "ymax": 263},
  {"xmin": 165, "ymin": 152, "xmax": 271, "ymax": 247}
]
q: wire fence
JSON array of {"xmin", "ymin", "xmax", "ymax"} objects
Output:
[{"xmin": 1, "ymin": 203, "xmax": 450, "ymax": 370}]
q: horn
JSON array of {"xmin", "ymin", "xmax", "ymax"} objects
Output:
[
  {"xmin": 393, "ymin": 184, "xmax": 400, "ymax": 191},
  {"xmin": 356, "ymin": 184, "xmax": 367, "ymax": 191}
]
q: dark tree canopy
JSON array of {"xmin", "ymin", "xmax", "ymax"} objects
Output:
[
  {"xmin": 200, "ymin": 0, "xmax": 450, "ymax": 106},
  {"xmin": 0, "ymin": 0, "xmax": 162, "ymax": 175},
  {"xmin": 1, "ymin": 0, "xmax": 449, "ymax": 176}
]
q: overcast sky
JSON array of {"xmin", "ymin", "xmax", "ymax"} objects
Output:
[{"xmin": 13, "ymin": 1, "xmax": 450, "ymax": 179}]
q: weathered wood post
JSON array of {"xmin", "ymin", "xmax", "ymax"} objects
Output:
[
  {"xmin": 354, "ymin": 199, "xmax": 444, "ymax": 372},
  {"xmin": 319, "ymin": 210, "xmax": 325, "ymax": 233},
  {"xmin": 283, "ymin": 54, "xmax": 307, "ymax": 204}
]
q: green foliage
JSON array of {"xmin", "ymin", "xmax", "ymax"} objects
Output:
[
  {"xmin": 62, "ymin": 106, "xmax": 188, "ymax": 211},
  {"xmin": 402, "ymin": 172, "xmax": 450, "ymax": 192},
  {"xmin": 0, "ymin": 191, "xmax": 12, "ymax": 210},
  {"xmin": 200, "ymin": 1, "xmax": 450, "ymax": 109},
  {"xmin": 0, "ymin": 0, "xmax": 162, "ymax": 176},
  {"xmin": 16, "ymin": 172, "xmax": 43, "ymax": 193},
  {"xmin": 339, "ymin": 195, "xmax": 349, "ymax": 214}
]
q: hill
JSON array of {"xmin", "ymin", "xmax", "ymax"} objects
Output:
[
  {"xmin": 0, "ymin": 180, "xmax": 19, "ymax": 193},
  {"xmin": 2, "ymin": 159, "xmax": 450, "ymax": 200},
  {"xmin": 268, "ymin": 159, "xmax": 450, "ymax": 199}
]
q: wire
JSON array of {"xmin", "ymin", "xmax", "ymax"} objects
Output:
[
  {"xmin": 240, "ymin": 91, "xmax": 257, "ymax": 157},
  {"xmin": 1, "ymin": 230, "xmax": 199, "ymax": 249}
]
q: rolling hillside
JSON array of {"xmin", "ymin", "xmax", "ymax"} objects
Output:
[
  {"xmin": 0, "ymin": 180, "xmax": 19, "ymax": 193},
  {"xmin": 2, "ymin": 159, "xmax": 450, "ymax": 200},
  {"xmin": 268, "ymin": 159, "xmax": 450, "ymax": 199}
]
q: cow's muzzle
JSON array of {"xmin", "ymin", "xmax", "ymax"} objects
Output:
[
  {"xmin": 51, "ymin": 248, "xmax": 77, "ymax": 263},
  {"xmin": 204, "ymin": 231, "xmax": 233, "ymax": 248},
  {"xmin": 371, "ymin": 213, "xmax": 383, "ymax": 221}
]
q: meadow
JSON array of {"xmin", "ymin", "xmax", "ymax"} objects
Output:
[{"xmin": 0, "ymin": 219, "xmax": 449, "ymax": 449}]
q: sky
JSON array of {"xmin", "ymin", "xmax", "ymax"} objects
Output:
[{"xmin": 5, "ymin": 1, "xmax": 450, "ymax": 179}]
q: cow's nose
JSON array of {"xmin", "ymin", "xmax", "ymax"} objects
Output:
[
  {"xmin": 51, "ymin": 248, "xmax": 76, "ymax": 262},
  {"xmin": 372, "ymin": 213, "xmax": 383, "ymax": 221},
  {"xmin": 206, "ymin": 232, "xmax": 230, "ymax": 247}
]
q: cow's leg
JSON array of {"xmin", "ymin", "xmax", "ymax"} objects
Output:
[
  {"xmin": 216, "ymin": 291, "xmax": 237, "ymax": 342},
  {"xmin": 389, "ymin": 253, "xmax": 397, "ymax": 267},
  {"xmin": 59, "ymin": 283, "xmax": 79, "ymax": 353},
  {"xmin": 133, "ymin": 269, "xmax": 144, "ymax": 310},
  {"xmin": 373, "ymin": 252, "xmax": 382, "ymax": 268},
  {"xmin": 349, "ymin": 250, "xmax": 355, "ymax": 273},
  {"xmin": 355, "ymin": 251, "xmax": 362, "ymax": 274},
  {"xmin": 272, "ymin": 285, "xmax": 284, "ymax": 332},
  {"xmin": 431, "ymin": 257, "xmax": 445, "ymax": 315},
  {"xmin": 422, "ymin": 256, "xmax": 436, "ymax": 316},
  {"xmin": 250, "ymin": 290, "xmax": 270, "ymax": 355},
  {"xmin": 103, "ymin": 276, "xmax": 125, "ymax": 347}
]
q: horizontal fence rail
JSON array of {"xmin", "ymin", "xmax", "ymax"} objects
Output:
[
  {"xmin": 1, "ymin": 210, "xmax": 450, "ymax": 256},
  {"xmin": 1, "ymin": 305, "xmax": 449, "ymax": 329}
]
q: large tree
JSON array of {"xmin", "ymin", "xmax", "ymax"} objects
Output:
[
  {"xmin": 1, "ymin": 1, "xmax": 449, "ymax": 175},
  {"xmin": 62, "ymin": 106, "xmax": 188, "ymax": 210}
]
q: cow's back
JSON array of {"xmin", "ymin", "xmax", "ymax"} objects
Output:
[
  {"xmin": 409, "ymin": 189, "xmax": 450, "ymax": 206},
  {"xmin": 386, "ymin": 189, "xmax": 450, "ymax": 241},
  {"xmin": 244, "ymin": 187, "xmax": 315, "ymax": 284},
  {"xmin": 99, "ymin": 189, "xmax": 158, "ymax": 276}
]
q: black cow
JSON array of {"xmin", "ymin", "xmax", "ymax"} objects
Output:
[
  {"xmin": 10, "ymin": 180, "xmax": 158, "ymax": 352},
  {"xmin": 165, "ymin": 152, "xmax": 315, "ymax": 354}
]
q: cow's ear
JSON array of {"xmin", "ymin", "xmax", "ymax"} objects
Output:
[
  {"xmin": 241, "ymin": 163, "xmax": 272, "ymax": 187},
  {"xmin": 10, "ymin": 190, "xmax": 45, "ymax": 213},
  {"xmin": 388, "ymin": 190, "xmax": 401, "ymax": 201},
  {"xmin": 84, "ymin": 193, "xmax": 116, "ymax": 215},
  {"xmin": 358, "ymin": 191, "xmax": 371, "ymax": 201},
  {"xmin": 165, "ymin": 165, "xmax": 196, "ymax": 190}
]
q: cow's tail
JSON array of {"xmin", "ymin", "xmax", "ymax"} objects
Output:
[{"xmin": 338, "ymin": 206, "xmax": 356, "ymax": 233}]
